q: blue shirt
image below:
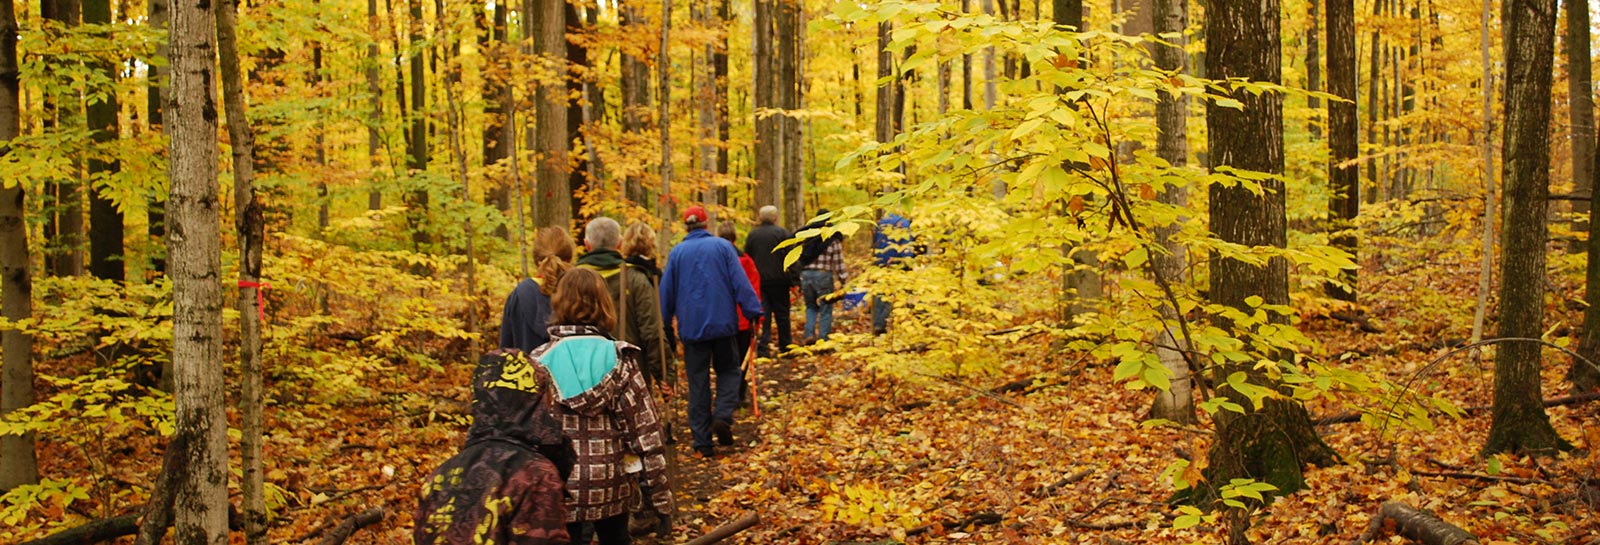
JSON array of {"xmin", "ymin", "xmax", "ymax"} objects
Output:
[{"xmin": 660, "ymin": 229, "xmax": 765, "ymax": 342}]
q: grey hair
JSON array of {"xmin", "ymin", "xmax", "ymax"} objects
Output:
[
  {"xmin": 584, "ymin": 217, "xmax": 623, "ymax": 251},
  {"xmin": 758, "ymin": 205, "xmax": 780, "ymax": 225}
]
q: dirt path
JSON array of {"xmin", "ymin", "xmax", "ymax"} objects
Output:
[{"xmin": 637, "ymin": 352, "xmax": 817, "ymax": 544}]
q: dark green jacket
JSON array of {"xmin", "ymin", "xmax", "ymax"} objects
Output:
[{"xmin": 576, "ymin": 250, "xmax": 670, "ymax": 384}]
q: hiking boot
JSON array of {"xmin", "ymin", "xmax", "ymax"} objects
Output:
[
  {"xmin": 694, "ymin": 446, "xmax": 715, "ymax": 458},
  {"xmin": 712, "ymin": 419, "xmax": 734, "ymax": 446}
]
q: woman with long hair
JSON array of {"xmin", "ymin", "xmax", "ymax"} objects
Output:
[
  {"xmin": 500, "ymin": 227, "xmax": 576, "ymax": 352},
  {"xmin": 532, "ymin": 268, "xmax": 674, "ymax": 544}
]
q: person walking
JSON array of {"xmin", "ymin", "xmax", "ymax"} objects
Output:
[
  {"xmin": 577, "ymin": 217, "xmax": 668, "ymax": 390},
  {"xmin": 620, "ymin": 221, "xmax": 676, "ymax": 387},
  {"xmin": 798, "ymin": 210, "xmax": 849, "ymax": 343},
  {"xmin": 414, "ymin": 350, "xmax": 574, "ymax": 545},
  {"xmin": 499, "ymin": 227, "xmax": 575, "ymax": 353},
  {"xmin": 718, "ymin": 223, "xmax": 762, "ymax": 362},
  {"xmin": 871, "ymin": 213, "xmax": 916, "ymax": 335},
  {"xmin": 742, "ymin": 206, "xmax": 793, "ymax": 357},
  {"xmin": 533, "ymin": 269, "xmax": 673, "ymax": 544},
  {"xmin": 659, "ymin": 205, "xmax": 764, "ymax": 458}
]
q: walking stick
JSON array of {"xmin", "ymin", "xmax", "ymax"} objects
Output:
[{"xmin": 741, "ymin": 316, "xmax": 764, "ymax": 419}]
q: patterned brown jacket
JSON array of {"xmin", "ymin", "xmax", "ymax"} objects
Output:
[{"xmin": 531, "ymin": 325, "xmax": 672, "ymax": 522}]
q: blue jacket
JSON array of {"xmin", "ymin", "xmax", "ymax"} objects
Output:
[
  {"xmin": 660, "ymin": 229, "xmax": 764, "ymax": 342},
  {"xmin": 873, "ymin": 214, "xmax": 915, "ymax": 267}
]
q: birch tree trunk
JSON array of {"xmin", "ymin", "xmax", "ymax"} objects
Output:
[
  {"xmin": 215, "ymin": 0, "xmax": 265, "ymax": 541},
  {"xmin": 165, "ymin": 0, "xmax": 230, "ymax": 539},
  {"xmin": 0, "ymin": 0, "xmax": 37, "ymax": 492},
  {"xmin": 368, "ymin": 0, "xmax": 385, "ymax": 210},
  {"xmin": 1147, "ymin": 0, "xmax": 1193, "ymax": 424}
]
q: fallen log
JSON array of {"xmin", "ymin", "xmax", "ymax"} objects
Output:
[
  {"xmin": 316, "ymin": 507, "xmax": 386, "ymax": 545},
  {"xmin": 684, "ymin": 512, "xmax": 760, "ymax": 545},
  {"xmin": 1410, "ymin": 468, "xmax": 1547, "ymax": 486},
  {"xmin": 1315, "ymin": 391, "xmax": 1600, "ymax": 426},
  {"xmin": 1350, "ymin": 501, "xmax": 1478, "ymax": 545},
  {"xmin": 17, "ymin": 513, "xmax": 141, "ymax": 545}
]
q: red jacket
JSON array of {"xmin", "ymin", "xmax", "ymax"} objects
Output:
[{"xmin": 737, "ymin": 253, "xmax": 762, "ymax": 331}]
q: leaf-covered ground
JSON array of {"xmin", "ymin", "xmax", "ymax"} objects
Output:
[{"xmin": 14, "ymin": 243, "xmax": 1600, "ymax": 544}]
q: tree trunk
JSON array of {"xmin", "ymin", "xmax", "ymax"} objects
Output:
[
  {"xmin": 778, "ymin": 0, "xmax": 803, "ymax": 228},
  {"xmin": 313, "ymin": 1, "xmax": 330, "ymax": 232},
  {"xmin": 407, "ymin": 0, "xmax": 430, "ymax": 244},
  {"xmin": 84, "ymin": 0, "xmax": 124, "ymax": 282},
  {"xmin": 368, "ymin": 0, "xmax": 385, "ymax": 210},
  {"xmin": 0, "ymin": 0, "xmax": 36, "ymax": 493},
  {"xmin": 658, "ymin": 0, "xmax": 674, "ymax": 233},
  {"xmin": 534, "ymin": 0, "xmax": 569, "ymax": 227},
  {"xmin": 147, "ymin": 0, "xmax": 167, "ymax": 275},
  {"xmin": 482, "ymin": 0, "xmax": 508, "ymax": 228},
  {"xmin": 962, "ymin": 0, "xmax": 973, "ymax": 110},
  {"xmin": 1365, "ymin": 0, "xmax": 1382, "ymax": 205},
  {"xmin": 1147, "ymin": 0, "xmax": 1193, "ymax": 424},
  {"xmin": 695, "ymin": 0, "xmax": 717, "ymax": 210},
  {"xmin": 1327, "ymin": 0, "xmax": 1358, "ymax": 302},
  {"xmin": 166, "ymin": 0, "xmax": 230, "ymax": 539},
  {"xmin": 214, "ymin": 0, "xmax": 264, "ymax": 541},
  {"xmin": 1575, "ymin": 125, "xmax": 1600, "ymax": 392},
  {"xmin": 753, "ymin": 0, "xmax": 778, "ymax": 214},
  {"xmin": 1306, "ymin": 0, "xmax": 1321, "ymax": 139},
  {"xmin": 1484, "ymin": 0, "xmax": 1573, "ymax": 456},
  {"xmin": 715, "ymin": 0, "xmax": 731, "ymax": 194},
  {"xmin": 1569, "ymin": 0, "xmax": 1594, "ymax": 255},
  {"xmin": 620, "ymin": 0, "xmax": 650, "ymax": 205},
  {"xmin": 565, "ymin": 2, "xmax": 588, "ymax": 223},
  {"xmin": 1201, "ymin": 0, "xmax": 1338, "ymax": 516},
  {"xmin": 1469, "ymin": 0, "xmax": 1496, "ymax": 346},
  {"xmin": 45, "ymin": 0, "xmax": 84, "ymax": 279},
  {"xmin": 1053, "ymin": 0, "xmax": 1082, "ymax": 28}
]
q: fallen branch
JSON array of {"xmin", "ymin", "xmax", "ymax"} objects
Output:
[
  {"xmin": 1035, "ymin": 469, "xmax": 1094, "ymax": 497},
  {"xmin": 1410, "ymin": 468, "xmax": 1547, "ymax": 486},
  {"xmin": 1330, "ymin": 311, "xmax": 1385, "ymax": 333},
  {"xmin": 1315, "ymin": 391, "xmax": 1600, "ymax": 426},
  {"xmin": 316, "ymin": 507, "xmax": 386, "ymax": 545},
  {"xmin": 684, "ymin": 512, "xmax": 760, "ymax": 545},
  {"xmin": 1063, "ymin": 518, "xmax": 1139, "ymax": 531},
  {"xmin": 18, "ymin": 513, "xmax": 141, "ymax": 545},
  {"xmin": 905, "ymin": 511, "xmax": 1002, "ymax": 537},
  {"xmin": 1350, "ymin": 501, "xmax": 1478, "ymax": 545}
]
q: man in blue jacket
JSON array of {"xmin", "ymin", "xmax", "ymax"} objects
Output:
[{"xmin": 660, "ymin": 205, "xmax": 764, "ymax": 458}]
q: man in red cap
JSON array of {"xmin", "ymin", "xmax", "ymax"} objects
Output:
[{"xmin": 659, "ymin": 205, "xmax": 764, "ymax": 458}]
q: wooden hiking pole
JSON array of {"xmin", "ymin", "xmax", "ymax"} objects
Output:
[{"xmin": 742, "ymin": 316, "xmax": 764, "ymax": 419}]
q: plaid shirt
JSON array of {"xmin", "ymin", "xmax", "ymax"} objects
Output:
[
  {"xmin": 530, "ymin": 326, "xmax": 672, "ymax": 523},
  {"xmin": 803, "ymin": 238, "xmax": 850, "ymax": 284}
]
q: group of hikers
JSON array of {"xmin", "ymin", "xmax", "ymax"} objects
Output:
[{"xmin": 412, "ymin": 205, "xmax": 916, "ymax": 544}]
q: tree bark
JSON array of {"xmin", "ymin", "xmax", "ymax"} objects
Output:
[
  {"xmin": 0, "ymin": 0, "xmax": 36, "ymax": 492},
  {"xmin": 1201, "ymin": 0, "xmax": 1338, "ymax": 515},
  {"xmin": 84, "ymin": 0, "xmax": 124, "ymax": 282},
  {"xmin": 1469, "ymin": 0, "xmax": 1496, "ymax": 346},
  {"xmin": 533, "ymin": 0, "xmax": 570, "ymax": 227},
  {"xmin": 367, "ymin": 0, "xmax": 385, "ymax": 210},
  {"xmin": 565, "ymin": 1, "xmax": 588, "ymax": 223},
  {"xmin": 1485, "ymin": 0, "xmax": 1573, "ymax": 456},
  {"xmin": 1576, "ymin": 124, "xmax": 1600, "ymax": 392},
  {"xmin": 147, "ymin": 0, "xmax": 167, "ymax": 274},
  {"xmin": 44, "ymin": 0, "xmax": 84, "ymax": 279},
  {"xmin": 753, "ymin": 0, "xmax": 778, "ymax": 215},
  {"xmin": 166, "ymin": 0, "xmax": 231, "ymax": 540},
  {"xmin": 215, "ymin": 0, "xmax": 265, "ymax": 540},
  {"xmin": 1306, "ymin": 0, "xmax": 1321, "ymax": 139},
  {"xmin": 778, "ymin": 0, "xmax": 803, "ymax": 228},
  {"xmin": 1350, "ymin": 501, "xmax": 1479, "ymax": 545},
  {"xmin": 407, "ymin": 0, "xmax": 430, "ymax": 244},
  {"xmin": 1365, "ymin": 0, "xmax": 1383, "ymax": 205},
  {"xmin": 1147, "ymin": 0, "xmax": 1193, "ymax": 424},
  {"xmin": 1053, "ymin": 0, "xmax": 1082, "ymax": 28},
  {"xmin": 1569, "ymin": 0, "xmax": 1594, "ymax": 255},
  {"xmin": 695, "ymin": 0, "xmax": 717, "ymax": 211},
  {"xmin": 620, "ymin": 0, "xmax": 650, "ymax": 205},
  {"xmin": 1327, "ymin": 0, "xmax": 1358, "ymax": 302}
]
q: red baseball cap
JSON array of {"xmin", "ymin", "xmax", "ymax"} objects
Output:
[{"xmin": 683, "ymin": 205, "xmax": 708, "ymax": 224}]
